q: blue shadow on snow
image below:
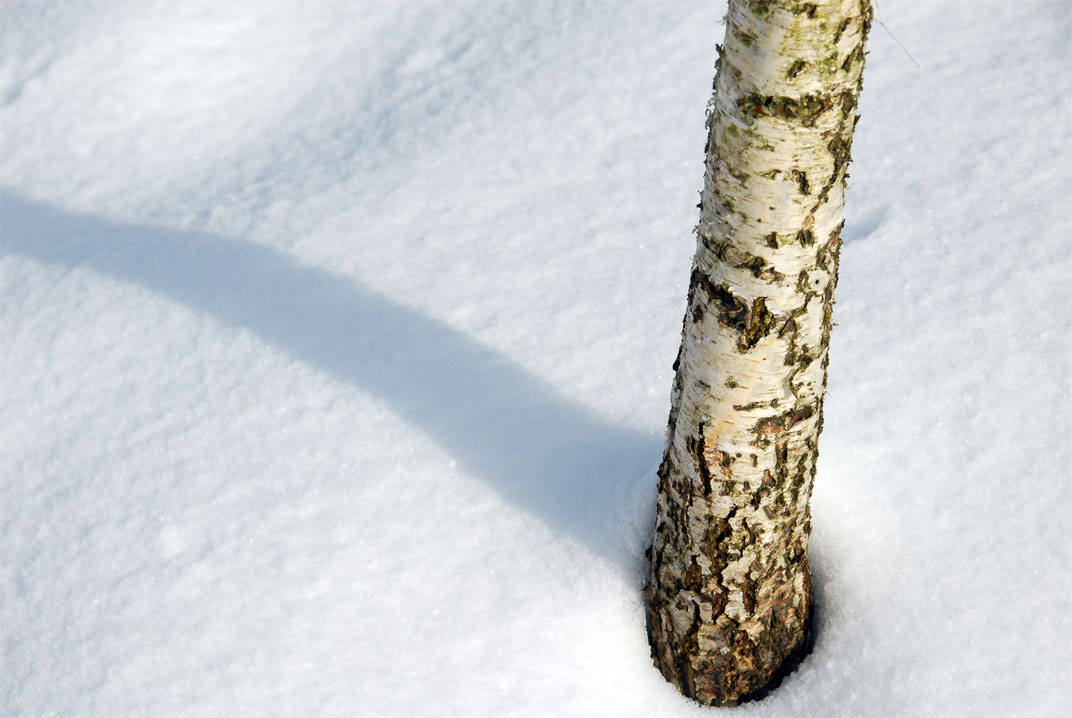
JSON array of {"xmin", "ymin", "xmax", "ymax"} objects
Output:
[{"xmin": 1, "ymin": 190, "xmax": 661, "ymax": 564}]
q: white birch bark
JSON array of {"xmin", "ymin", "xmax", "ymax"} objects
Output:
[{"xmin": 645, "ymin": 0, "xmax": 872, "ymax": 705}]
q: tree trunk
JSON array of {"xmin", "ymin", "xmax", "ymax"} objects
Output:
[{"xmin": 645, "ymin": 0, "xmax": 871, "ymax": 706}]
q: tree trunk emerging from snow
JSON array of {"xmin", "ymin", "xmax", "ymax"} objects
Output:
[{"xmin": 646, "ymin": 0, "xmax": 871, "ymax": 705}]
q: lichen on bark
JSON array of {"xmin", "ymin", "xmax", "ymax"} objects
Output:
[{"xmin": 645, "ymin": 0, "xmax": 871, "ymax": 706}]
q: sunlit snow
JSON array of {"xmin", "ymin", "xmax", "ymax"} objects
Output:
[{"xmin": 2, "ymin": 1, "xmax": 1069, "ymax": 716}]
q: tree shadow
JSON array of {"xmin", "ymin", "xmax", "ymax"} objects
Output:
[
  {"xmin": 842, "ymin": 204, "xmax": 887, "ymax": 243},
  {"xmin": 1, "ymin": 190, "xmax": 661, "ymax": 567}
]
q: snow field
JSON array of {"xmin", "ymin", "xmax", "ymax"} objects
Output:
[{"xmin": 2, "ymin": 1, "xmax": 1069, "ymax": 715}]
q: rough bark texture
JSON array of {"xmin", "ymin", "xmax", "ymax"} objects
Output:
[{"xmin": 645, "ymin": 0, "xmax": 871, "ymax": 706}]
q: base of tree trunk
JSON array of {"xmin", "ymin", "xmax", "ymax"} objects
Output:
[
  {"xmin": 645, "ymin": 576, "xmax": 817, "ymax": 706},
  {"xmin": 732, "ymin": 600, "xmax": 816, "ymax": 706}
]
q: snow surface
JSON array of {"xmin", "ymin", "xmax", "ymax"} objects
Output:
[{"xmin": 2, "ymin": 1, "xmax": 1069, "ymax": 715}]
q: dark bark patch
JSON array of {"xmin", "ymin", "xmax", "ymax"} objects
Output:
[
  {"xmin": 741, "ymin": 580, "xmax": 757, "ymax": 613},
  {"xmin": 676, "ymin": 602, "xmax": 703, "ymax": 696},
  {"xmin": 741, "ymin": 255, "xmax": 768, "ymax": 278},
  {"xmin": 689, "ymin": 422, "xmax": 715, "ymax": 495},
  {"xmin": 818, "ymin": 127, "xmax": 854, "ymax": 203},
  {"xmin": 689, "ymin": 269, "xmax": 778, "ymax": 351},
  {"xmin": 682, "ymin": 556, "xmax": 705, "ymax": 592},
  {"xmin": 817, "ymin": 221, "xmax": 845, "ymax": 272},
  {"xmin": 841, "ymin": 40, "xmax": 866, "ymax": 73},
  {"xmin": 752, "ymin": 403, "xmax": 816, "ymax": 437},
  {"xmin": 734, "ymin": 588, "xmax": 815, "ymax": 706},
  {"xmin": 740, "ymin": 297, "xmax": 776, "ymax": 350},
  {"xmin": 736, "ymin": 92, "xmax": 835, "ymax": 126},
  {"xmin": 790, "ymin": 169, "xmax": 811, "ymax": 196},
  {"xmin": 707, "ymin": 238, "xmax": 786, "ymax": 282},
  {"xmin": 832, "ymin": 16, "xmax": 853, "ymax": 44}
]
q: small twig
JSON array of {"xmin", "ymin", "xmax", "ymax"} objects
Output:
[{"xmin": 874, "ymin": 0, "xmax": 920, "ymax": 68}]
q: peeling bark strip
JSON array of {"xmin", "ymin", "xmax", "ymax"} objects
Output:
[{"xmin": 646, "ymin": 0, "xmax": 871, "ymax": 706}]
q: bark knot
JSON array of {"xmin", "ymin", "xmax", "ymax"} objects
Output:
[{"xmin": 690, "ymin": 268, "xmax": 778, "ymax": 351}]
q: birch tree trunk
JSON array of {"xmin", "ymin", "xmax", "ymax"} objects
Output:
[{"xmin": 645, "ymin": 0, "xmax": 871, "ymax": 705}]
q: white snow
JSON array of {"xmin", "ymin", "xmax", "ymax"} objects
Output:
[{"xmin": 2, "ymin": 1, "xmax": 1069, "ymax": 716}]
